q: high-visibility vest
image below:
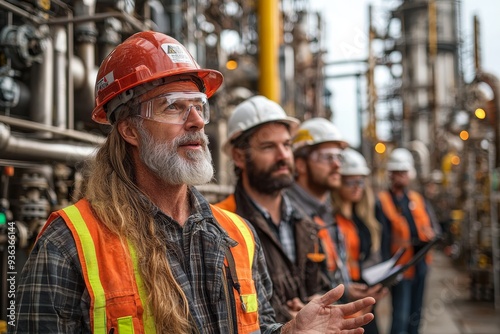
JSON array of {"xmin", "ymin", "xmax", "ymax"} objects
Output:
[
  {"xmin": 216, "ymin": 193, "xmax": 238, "ymax": 212},
  {"xmin": 378, "ymin": 190, "xmax": 435, "ymax": 278},
  {"xmin": 335, "ymin": 214, "xmax": 361, "ymax": 281},
  {"xmin": 40, "ymin": 199, "xmax": 260, "ymax": 334},
  {"xmin": 312, "ymin": 216, "xmax": 338, "ymax": 274}
]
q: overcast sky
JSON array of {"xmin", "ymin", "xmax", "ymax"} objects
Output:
[{"xmin": 310, "ymin": 0, "xmax": 500, "ymax": 148}]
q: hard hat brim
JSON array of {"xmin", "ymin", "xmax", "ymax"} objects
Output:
[{"xmin": 222, "ymin": 117, "xmax": 300, "ymax": 156}]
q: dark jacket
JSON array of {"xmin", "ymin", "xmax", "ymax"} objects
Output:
[{"xmin": 216, "ymin": 182, "xmax": 330, "ymax": 322}]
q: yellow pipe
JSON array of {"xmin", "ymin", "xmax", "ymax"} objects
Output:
[
  {"xmin": 428, "ymin": 0, "xmax": 437, "ymax": 59},
  {"xmin": 258, "ymin": 0, "xmax": 280, "ymax": 102}
]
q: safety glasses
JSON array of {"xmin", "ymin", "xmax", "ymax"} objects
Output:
[
  {"xmin": 309, "ymin": 148, "xmax": 345, "ymax": 165},
  {"xmin": 342, "ymin": 178, "xmax": 366, "ymax": 188},
  {"xmin": 137, "ymin": 92, "xmax": 210, "ymax": 124}
]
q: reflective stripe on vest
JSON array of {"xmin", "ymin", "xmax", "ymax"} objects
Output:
[
  {"xmin": 335, "ymin": 214, "xmax": 361, "ymax": 281},
  {"xmin": 378, "ymin": 191, "xmax": 435, "ymax": 278},
  {"xmin": 44, "ymin": 199, "xmax": 155, "ymax": 334},
  {"xmin": 210, "ymin": 204, "xmax": 261, "ymax": 334}
]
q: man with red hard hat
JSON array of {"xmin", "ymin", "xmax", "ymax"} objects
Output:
[{"xmin": 14, "ymin": 31, "xmax": 374, "ymax": 334}]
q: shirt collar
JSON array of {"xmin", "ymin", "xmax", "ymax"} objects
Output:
[
  {"xmin": 248, "ymin": 192, "xmax": 294, "ymax": 225},
  {"xmin": 148, "ymin": 186, "xmax": 214, "ymax": 223}
]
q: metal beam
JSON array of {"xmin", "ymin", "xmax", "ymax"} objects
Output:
[
  {"xmin": 324, "ymin": 72, "xmax": 364, "ymax": 80},
  {"xmin": 324, "ymin": 59, "xmax": 368, "ymax": 66}
]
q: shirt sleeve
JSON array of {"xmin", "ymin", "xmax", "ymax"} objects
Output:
[{"xmin": 14, "ymin": 217, "xmax": 90, "ymax": 334}]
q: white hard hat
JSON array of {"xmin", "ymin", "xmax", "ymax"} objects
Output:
[
  {"xmin": 386, "ymin": 148, "xmax": 414, "ymax": 172},
  {"xmin": 428, "ymin": 169, "xmax": 444, "ymax": 183},
  {"xmin": 340, "ymin": 148, "xmax": 370, "ymax": 176},
  {"xmin": 223, "ymin": 95, "xmax": 299, "ymax": 154},
  {"xmin": 292, "ymin": 117, "xmax": 347, "ymax": 153}
]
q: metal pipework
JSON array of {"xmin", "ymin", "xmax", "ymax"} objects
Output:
[
  {"xmin": 29, "ymin": 25, "xmax": 53, "ymax": 133},
  {"xmin": 53, "ymin": 26, "xmax": 67, "ymax": 129},
  {"xmin": 0, "ymin": 123, "xmax": 97, "ymax": 164},
  {"xmin": 0, "ymin": 0, "xmax": 44, "ymax": 25},
  {"xmin": 0, "ymin": 115, "xmax": 104, "ymax": 144},
  {"xmin": 46, "ymin": 11, "xmax": 151, "ymax": 32}
]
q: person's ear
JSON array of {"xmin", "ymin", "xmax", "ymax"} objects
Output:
[
  {"xmin": 117, "ymin": 119, "xmax": 140, "ymax": 147},
  {"xmin": 295, "ymin": 156, "xmax": 307, "ymax": 175},
  {"xmin": 232, "ymin": 147, "xmax": 246, "ymax": 170}
]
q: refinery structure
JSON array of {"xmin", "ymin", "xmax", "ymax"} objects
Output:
[{"xmin": 0, "ymin": 0, "xmax": 499, "ymax": 322}]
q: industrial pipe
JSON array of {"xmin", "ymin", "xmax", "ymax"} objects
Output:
[
  {"xmin": 258, "ymin": 0, "xmax": 280, "ymax": 102},
  {"xmin": 0, "ymin": 123, "xmax": 97, "ymax": 164}
]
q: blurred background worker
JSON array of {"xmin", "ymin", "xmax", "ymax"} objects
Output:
[
  {"xmin": 286, "ymin": 118, "xmax": 349, "ymax": 292},
  {"xmin": 422, "ymin": 170, "xmax": 447, "ymax": 242},
  {"xmin": 216, "ymin": 96, "xmax": 331, "ymax": 322},
  {"xmin": 332, "ymin": 148, "xmax": 388, "ymax": 334},
  {"xmin": 286, "ymin": 118, "xmax": 384, "ymax": 306},
  {"xmin": 376, "ymin": 148, "xmax": 436, "ymax": 334}
]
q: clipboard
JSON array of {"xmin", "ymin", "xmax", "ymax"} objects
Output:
[
  {"xmin": 362, "ymin": 247, "xmax": 406, "ymax": 287},
  {"xmin": 401, "ymin": 236, "xmax": 441, "ymax": 269},
  {"xmin": 362, "ymin": 237, "xmax": 441, "ymax": 287}
]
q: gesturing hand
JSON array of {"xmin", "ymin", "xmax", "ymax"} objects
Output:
[{"xmin": 281, "ymin": 284, "xmax": 375, "ymax": 333}]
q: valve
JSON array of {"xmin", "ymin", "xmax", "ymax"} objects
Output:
[{"xmin": 0, "ymin": 24, "xmax": 45, "ymax": 69}]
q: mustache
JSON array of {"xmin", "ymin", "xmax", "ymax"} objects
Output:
[
  {"xmin": 174, "ymin": 132, "xmax": 209, "ymax": 147},
  {"xmin": 270, "ymin": 159, "xmax": 294, "ymax": 172}
]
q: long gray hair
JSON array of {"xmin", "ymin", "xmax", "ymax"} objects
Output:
[{"xmin": 81, "ymin": 116, "xmax": 192, "ymax": 333}]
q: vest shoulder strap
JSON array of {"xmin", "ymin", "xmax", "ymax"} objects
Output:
[
  {"xmin": 210, "ymin": 204, "xmax": 255, "ymax": 269},
  {"xmin": 210, "ymin": 204, "xmax": 261, "ymax": 333}
]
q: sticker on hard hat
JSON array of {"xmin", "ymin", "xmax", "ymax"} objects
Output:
[
  {"xmin": 95, "ymin": 72, "xmax": 115, "ymax": 94},
  {"xmin": 161, "ymin": 44, "xmax": 193, "ymax": 64}
]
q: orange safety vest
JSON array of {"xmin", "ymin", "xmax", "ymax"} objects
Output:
[
  {"xmin": 312, "ymin": 216, "xmax": 339, "ymax": 274},
  {"xmin": 40, "ymin": 199, "xmax": 260, "ymax": 334},
  {"xmin": 378, "ymin": 190, "xmax": 435, "ymax": 278},
  {"xmin": 314, "ymin": 216, "xmax": 361, "ymax": 319},
  {"xmin": 216, "ymin": 193, "xmax": 238, "ymax": 212},
  {"xmin": 335, "ymin": 214, "xmax": 361, "ymax": 281}
]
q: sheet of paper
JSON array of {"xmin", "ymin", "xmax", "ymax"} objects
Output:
[{"xmin": 361, "ymin": 248, "xmax": 405, "ymax": 286}]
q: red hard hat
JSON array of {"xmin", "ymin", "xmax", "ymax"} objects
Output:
[{"xmin": 92, "ymin": 31, "xmax": 223, "ymax": 124}]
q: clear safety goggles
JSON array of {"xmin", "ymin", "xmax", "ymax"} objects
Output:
[
  {"xmin": 342, "ymin": 178, "xmax": 366, "ymax": 188},
  {"xmin": 309, "ymin": 148, "xmax": 345, "ymax": 165},
  {"xmin": 137, "ymin": 92, "xmax": 210, "ymax": 124}
]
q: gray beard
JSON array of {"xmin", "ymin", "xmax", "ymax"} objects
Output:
[{"xmin": 137, "ymin": 124, "xmax": 214, "ymax": 186}]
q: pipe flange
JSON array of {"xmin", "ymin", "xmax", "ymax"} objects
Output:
[{"xmin": 0, "ymin": 24, "xmax": 45, "ymax": 69}]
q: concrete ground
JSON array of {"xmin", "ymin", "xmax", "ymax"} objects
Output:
[{"xmin": 375, "ymin": 251, "xmax": 500, "ymax": 334}]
